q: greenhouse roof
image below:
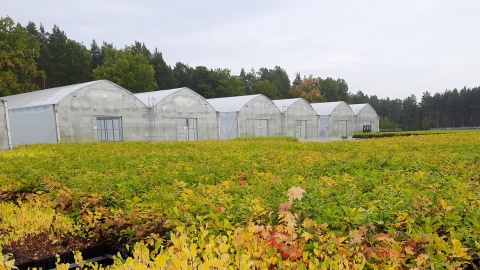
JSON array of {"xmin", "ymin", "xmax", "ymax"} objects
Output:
[
  {"xmin": 272, "ymin": 98, "xmax": 302, "ymax": 111},
  {"xmin": 3, "ymin": 80, "xmax": 112, "ymax": 109},
  {"xmin": 134, "ymin": 87, "xmax": 199, "ymax": 107},
  {"xmin": 207, "ymin": 95, "xmax": 261, "ymax": 112},
  {"xmin": 310, "ymin": 101, "xmax": 345, "ymax": 115},
  {"xmin": 349, "ymin": 104, "xmax": 369, "ymax": 115}
]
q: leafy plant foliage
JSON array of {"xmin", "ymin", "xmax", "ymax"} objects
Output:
[{"xmin": 1, "ymin": 131, "xmax": 480, "ymax": 268}]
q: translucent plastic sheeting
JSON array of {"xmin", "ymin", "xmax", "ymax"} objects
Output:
[
  {"xmin": 350, "ymin": 104, "xmax": 380, "ymax": 132},
  {"xmin": 4, "ymin": 81, "xmax": 149, "ymax": 146},
  {"xmin": 219, "ymin": 112, "xmax": 238, "ymax": 139},
  {"xmin": 319, "ymin": 115, "xmax": 330, "ymax": 138},
  {"xmin": 56, "ymin": 83, "xmax": 148, "ymax": 143},
  {"xmin": 273, "ymin": 98, "xmax": 318, "ymax": 140},
  {"xmin": 312, "ymin": 102, "xmax": 355, "ymax": 137},
  {"xmin": 210, "ymin": 95, "xmax": 281, "ymax": 139},
  {"xmin": 9, "ymin": 105, "xmax": 57, "ymax": 145},
  {"xmin": 136, "ymin": 88, "xmax": 219, "ymax": 141}
]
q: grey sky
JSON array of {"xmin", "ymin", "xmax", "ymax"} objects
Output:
[{"xmin": 4, "ymin": 0, "xmax": 480, "ymax": 99}]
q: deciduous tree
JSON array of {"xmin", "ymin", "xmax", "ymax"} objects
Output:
[
  {"xmin": 212, "ymin": 69, "xmax": 245, "ymax": 98},
  {"xmin": 288, "ymin": 75, "xmax": 325, "ymax": 103},
  {"xmin": 0, "ymin": 17, "xmax": 44, "ymax": 96},
  {"xmin": 252, "ymin": 80, "xmax": 281, "ymax": 99},
  {"xmin": 92, "ymin": 47, "xmax": 157, "ymax": 93},
  {"xmin": 315, "ymin": 77, "xmax": 350, "ymax": 102},
  {"xmin": 258, "ymin": 66, "xmax": 291, "ymax": 98}
]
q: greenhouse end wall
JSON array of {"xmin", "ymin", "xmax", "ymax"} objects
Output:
[
  {"xmin": 329, "ymin": 104, "xmax": 355, "ymax": 137},
  {"xmin": 352, "ymin": 105, "xmax": 380, "ymax": 133},
  {"xmin": 238, "ymin": 96, "xmax": 281, "ymax": 138},
  {"xmin": 148, "ymin": 90, "xmax": 219, "ymax": 141},
  {"xmin": 280, "ymin": 100, "xmax": 318, "ymax": 140},
  {"xmin": 56, "ymin": 82, "xmax": 148, "ymax": 142},
  {"xmin": 314, "ymin": 102, "xmax": 355, "ymax": 138}
]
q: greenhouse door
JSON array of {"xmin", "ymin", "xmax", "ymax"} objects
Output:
[
  {"xmin": 220, "ymin": 112, "xmax": 238, "ymax": 139},
  {"xmin": 186, "ymin": 118, "xmax": 197, "ymax": 141},
  {"xmin": 254, "ymin": 119, "xmax": 268, "ymax": 137},
  {"xmin": 177, "ymin": 118, "xmax": 197, "ymax": 141},
  {"xmin": 319, "ymin": 116, "xmax": 329, "ymax": 137},
  {"xmin": 338, "ymin": 120, "xmax": 347, "ymax": 137},
  {"xmin": 295, "ymin": 120, "xmax": 307, "ymax": 139},
  {"xmin": 96, "ymin": 117, "xmax": 123, "ymax": 141}
]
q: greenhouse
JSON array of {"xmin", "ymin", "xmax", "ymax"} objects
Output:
[
  {"xmin": 350, "ymin": 103, "xmax": 380, "ymax": 133},
  {"xmin": 207, "ymin": 94, "xmax": 281, "ymax": 139},
  {"xmin": 272, "ymin": 98, "xmax": 318, "ymax": 140},
  {"xmin": 311, "ymin": 101, "xmax": 355, "ymax": 138},
  {"xmin": 134, "ymin": 88, "xmax": 219, "ymax": 141},
  {"xmin": 0, "ymin": 99, "xmax": 12, "ymax": 150},
  {"xmin": 2, "ymin": 80, "xmax": 148, "ymax": 147}
]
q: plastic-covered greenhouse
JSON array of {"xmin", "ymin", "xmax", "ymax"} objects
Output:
[
  {"xmin": 207, "ymin": 94, "xmax": 281, "ymax": 139},
  {"xmin": 2, "ymin": 80, "xmax": 148, "ymax": 146},
  {"xmin": 134, "ymin": 88, "xmax": 218, "ymax": 141},
  {"xmin": 272, "ymin": 98, "xmax": 318, "ymax": 140},
  {"xmin": 350, "ymin": 103, "xmax": 380, "ymax": 133},
  {"xmin": 311, "ymin": 101, "xmax": 355, "ymax": 138},
  {"xmin": 0, "ymin": 99, "xmax": 12, "ymax": 150}
]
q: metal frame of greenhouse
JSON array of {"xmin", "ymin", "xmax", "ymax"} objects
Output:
[
  {"xmin": 207, "ymin": 94, "xmax": 282, "ymax": 139},
  {"xmin": 349, "ymin": 103, "xmax": 380, "ymax": 133},
  {"xmin": 2, "ymin": 80, "xmax": 148, "ymax": 147},
  {"xmin": 272, "ymin": 98, "xmax": 318, "ymax": 140},
  {"xmin": 134, "ymin": 88, "xmax": 219, "ymax": 141},
  {"xmin": 311, "ymin": 101, "xmax": 356, "ymax": 138}
]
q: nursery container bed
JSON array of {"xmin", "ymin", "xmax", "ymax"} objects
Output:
[{"xmin": 15, "ymin": 244, "xmax": 129, "ymax": 270}]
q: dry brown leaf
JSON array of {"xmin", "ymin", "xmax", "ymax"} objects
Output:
[{"xmin": 287, "ymin": 186, "xmax": 305, "ymax": 204}]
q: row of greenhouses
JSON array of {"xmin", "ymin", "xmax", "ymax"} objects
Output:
[{"xmin": 0, "ymin": 80, "xmax": 379, "ymax": 150}]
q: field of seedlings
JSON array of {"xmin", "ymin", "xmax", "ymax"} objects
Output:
[{"xmin": 1, "ymin": 131, "xmax": 480, "ymax": 269}]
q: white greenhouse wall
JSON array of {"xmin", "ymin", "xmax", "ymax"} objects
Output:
[
  {"xmin": 9, "ymin": 105, "xmax": 57, "ymax": 145},
  {"xmin": 274, "ymin": 99, "xmax": 318, "ymax": 140},
  {"xmin": 56, "ymin": 82, "xmax": 148, "ymax": 142},
  {"xmin": 350, "ymin": 104, "xmax": 380, "ymax": 133},
  {"xmin": 209, "ymin": 95, "xmax": 281, "ymax": 139},
  {"xmin": 237, "ymin": 96, "xmax": 281, "ymax": 138},
  {"xmin": 330, "ymin": 103, "xmax": 355, "ymax": 137},
  {"xmin": 138, "ymin": 89, "xmax": 219, "ymax": 141},
  {"xmin": 3, "ymin": 81, "xmax": 149, "ymax": 146},
  {"xmin": 313, "ymin": 102, "xmax": 355, "ymax": 138}
]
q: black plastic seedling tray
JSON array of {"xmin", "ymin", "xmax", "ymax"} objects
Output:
[{"xmin": 15, "ymin": 244, "xmax": 130, "ymax": 270}]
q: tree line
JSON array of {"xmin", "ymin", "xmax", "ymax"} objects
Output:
[
  {"xmin": 1, "ymin": 17, "xmax": 479, "ymax": 130},
  {"xmin": 350, "ymin": 87, "xmax": 480, "ymax": 130}
]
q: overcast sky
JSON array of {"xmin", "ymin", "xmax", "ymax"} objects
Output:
[{"xmin": 4, "ymin": 0, "xmax": 480, "ymax": 99}]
